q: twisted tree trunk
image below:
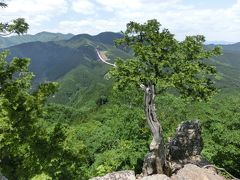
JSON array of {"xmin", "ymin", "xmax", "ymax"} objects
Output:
[{"xmin": 141, "ymin": 84, "xmax": 166, "ymax": 175}]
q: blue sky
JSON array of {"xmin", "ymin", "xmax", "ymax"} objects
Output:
[{"xmin": 1, "ymin": 0, "xmax": 240, "ymax": 42}]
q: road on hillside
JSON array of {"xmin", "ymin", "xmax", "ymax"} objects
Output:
[{"xmin": 96, "ymin": 49, "xmax": 115, "ymax": 67}]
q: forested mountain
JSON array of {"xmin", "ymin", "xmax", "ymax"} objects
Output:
[
  {"xmin": 0, "ymin": 31, "xmax": 74, "ymax": 48},
  {"xmin": 207, "ymin": 43, "xmax": 240, "ymax": 89},
  {"xmin": 1, "ymin": 32, "xmax": 240, "ymax": 108},
  {"xmin": 1, "ymin": 32, "xmax": 240, "ymax": 178},
  {"xmin": 2, "ymin": 32, "xmax": 128, "ymax": 83},
  {"xmin": 1, "ymin": 32, "xmax": 240, "ymax": 93}
]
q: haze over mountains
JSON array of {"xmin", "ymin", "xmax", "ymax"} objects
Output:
[
  {"xmin": 1, "ymin": 31, "xmax": 240, "ymax": 106},
  {"xmin": 0, "ymin": 32, "xmax": 74, "ymax": 48}
]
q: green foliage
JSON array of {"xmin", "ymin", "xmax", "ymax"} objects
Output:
[
  {"xmin": 47, "ymin": 86, "xmax": 240, "ymax": 178},
  {"xmin": 91, "ymin": 140, "xmax": 146, "ymax": 176},
  {"xmin": 153, "ymin": 91, "xmax": 240, "ymax": 177},
  {"xmin": 1, "ymin": 16, "xmax": 239, "ymax": 179},
  {"xmin": 51, "ymin": 61, "xmax": 111, "ymax": 109},
  {"xmin": 111, "ymin": 19, "xmax": 221, "ymax": 101},
  {"xmin": 0, "ymin": 2, "xmax": 7, "ymax": 8},
  {"xmin": 70, "ymin": 104, "xmax": 150, "ymax": 178},
  {"xmin": 44, "ymin": 103, "xmax": 83, "ymax": 124},
  {"xmin": 0, "ymin": 2, "xmax": 28, "ymax": 36},
  {"xmin": 31, "ymin": 173, "xmax": 52, "ymax": 180},
  {"xmin": 96, "ymin": 95, "xmax": 108, "ymax": 106},
  {"xmin": 0, "ymin": 51, "xmax": 87, "ymax": 179}
]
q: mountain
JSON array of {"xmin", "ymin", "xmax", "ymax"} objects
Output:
[
  {"xmin": 0, "ymin": 31, "xmax": 74, "ymax": 48},
  {"xmin": 3, "ymin": 32, "xmax": 129, "ymax": 83},
  {"xmin": 207, "ymin": 43, "xmax": 240, "ymax": 89},
  {"xmin": 1, "ymin": 32, "xmax": 131, "ymax": 107},
  {"xmin": 1, "ymin": 33, "xmax": 240, "ymax": 178},
  {"xmin": 1, "ymin": 32, "xmax": 240, "ymax": 107},
  {"xmin": 205, "ymin": 40, "xmax": 234, "ymax": 45}
]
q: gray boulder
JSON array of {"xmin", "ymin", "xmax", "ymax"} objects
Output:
[
  {"xmin": 90, "ymin": 171, "xmax": 136, "ymax": 180},
  {"xmin": 167, "ymin": 120, "xmax": 203, "ymax": 161},
  {"xmin": 139, "ymin": 174, "xmax": 171, "ymax": 180},
  {"xmin": 171, "ymin": 164, "xmax": 226, "ymax": 180}
]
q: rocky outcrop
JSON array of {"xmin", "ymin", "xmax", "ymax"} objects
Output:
[
  {"xmin": 0, "ymin": 174, "xmax": 7, "ymax": 180},
  {"xmin": 171, "ymin": 164, "xmax": 226, "ymax": 180},
  {"xmin": 90, "ymin": 121, "xmax": 227, "ymax": 180},
  {"xmin": 166, "ymin": 120, "xmax": 208, "ymax": 173},
  {"xmin": 90, "ymin": 171, "xmax": 135, "ymax": 180},
  {"xmin": 167, "ymin": 120, "xmax": 203, "ymax": 160},
  {"xmin": 90, "ymin": 164, "xmax": 226, "ymax": 180},
  {"xmin": 139, "ymin": 174, "xmax": 171, "ymax": 180}
]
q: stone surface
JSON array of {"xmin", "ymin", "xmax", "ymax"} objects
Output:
[
  {"xmin": 167, "ymin": 120, "xmax": 203, "ymax": 161},
  {"xmin": 142, "ymin": 152, "xmax": 156, "ymax": 175},
  {"xmin": 139, "ymin": 174, "xmax": 171, "ymax": 180},
  {"xmin": 0, "ymin": 174, "xmax": 8, "ymax": 180},
  {"xmin": 171, "ymin": 164, "xmax": 226, "ymax": 180},
  {"xmin": 90, "ymin": 164, "xmax": 226, "ymax": 180},
  {"xmin": 166, "ymin": 120, "xmax": 208, "ymax": 173},
  {"xmin": 90, "ymin": 171, "xmax": 136, "ymax": 180}
]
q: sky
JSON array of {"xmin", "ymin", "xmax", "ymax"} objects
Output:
[{"xmin": 1, "ymin": 0, "xmax": 240, "ymax": 42}]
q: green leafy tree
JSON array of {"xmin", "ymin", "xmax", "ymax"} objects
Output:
[
  {"xmin": 0, "ymin": 51, "xmax": 53, "ymax": 177},
  {"xmin": 110, "ymin": 19, "xmax": 221, "ymax": 174},
  {"xmin": 0, "ymin": 51, "xmax": 87, "ymax": 179},
  {"xmin": 0, "ymin": 2, "xmax": 89, "ymax": 179},
  {"xmin": 0, "ymin": 1, "xmax": 29, "ymax": 36}
]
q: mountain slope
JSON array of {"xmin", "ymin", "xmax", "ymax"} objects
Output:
[
  {"xmin": 207, "ymin": 43, "xmax": 240, "ymax": 89},
  {"xmin": 0, "ymin": 31, "xmax": 74, "ymax": 48},
  {"xmin": 2, "ymin": 32, "xmax": 130, "ymax": 84},
  {"xmin": 1, "ymin": 32, "xmax": 240, "ymax": 107},
  {"xmin": 5, "ymin": 41, "xmax": 98, "ymax": 84}
]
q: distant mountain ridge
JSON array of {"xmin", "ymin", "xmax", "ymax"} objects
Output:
[
  {"xmin": 1, "ymin": 32, "xmax": 129, "ymax": 84},
  {"xmin": 69, "ymin": 32, "xmax": 123, "ymax": 45},
  {"xmin": 0, "ymin": 31, "xmax": 74, "ymax": 48},
  {"xmin": 1, "ymin": 31, "xmax": 240, "ymax": 106},
  {"xmin": 205, "ymin": 40, "xmax": 235, "ymax": 45}
]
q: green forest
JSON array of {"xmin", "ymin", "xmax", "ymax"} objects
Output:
[{"xmin": 1, "ymin": 2, "xmax": 240, "ymax": 180}]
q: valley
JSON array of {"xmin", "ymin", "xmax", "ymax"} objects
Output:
[{"xmin": 1, "ymin": 31, "xmax": 240, "ymax": 179}]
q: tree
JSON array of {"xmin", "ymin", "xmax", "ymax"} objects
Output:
[
  {"xmin": 0, "ymin": 1, "xmax": 28, "ymax": 36},
  {"xmin": 0, "ymin": 51, "xmax": 87, "ymax": 179},
  {"xmin": 110, "ymin": 19, "xmax": 221, "ymax": 174},
  {"xmin": 0, "ymin": 2, "xmax": 87, "ymax": 179}
]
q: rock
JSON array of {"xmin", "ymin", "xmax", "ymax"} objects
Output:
[
  {"xmin": 0, "ymin": 174, "xmax": 8, "ymax": 180},
  {"xmin": 90, "ymin": 164, "xmax": 227, "ymax": 180},
  {"xmin": 139, "ymin": 164, "xmax": 226, "ymax": 180},
  {"xmin": 139, "ymin": 174, "xmax": 171, "ymax": 180},
  {"xmin": 142, "ymin": 152, "xmax": 156, "ymax": 175},
  {"xmin": 167, "ymin": 120, "xmax": 203, "ymax": 161},
  {"xmin": 171, "ymin": 164, "xmax": 226, "ymax": 180},
  {"xmin": 90, "ymin": 171, "xmax": 136, "ymax": 180},
  {"xmin": 90, "ymin": 121, "xmax": 227, "ymax": 180},
  {"xmin": 166, "ymin": 120, "xmax": 209, "ymax": 173}
]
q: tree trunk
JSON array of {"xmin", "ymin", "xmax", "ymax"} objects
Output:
[{"xmin": 141, "ymin": 84, "xmax": 166, "ymax": 175}]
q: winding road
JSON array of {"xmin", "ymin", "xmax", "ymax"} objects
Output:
[{"xmin": 96, "ymin": 49, "xmax": 116, "ymax": 67}]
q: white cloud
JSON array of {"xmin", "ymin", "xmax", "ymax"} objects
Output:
[
  {"xmin": 56, "ymin": 19, "xmax": 120, "ymax": 34},
  {"xmin": 5, "ymin": 0, "xmax": 68, "ymax": 14},
  {"xmin": 72, "ymin": 0, "xmax": 96, "ymax": 15},
  {"xmin": 1, "ymin": 0, "xmax": 240, "ymax": 41},
  {"xmin": 83, "ymin": 0, "xmax": 240, "ymax": 42},
  {"xmin": 95, "ymin": 0, "xmax": 143, "ymax": 12},
  {"xmin": 0, "ymin": 0, "xmax": 68, "ymax": 29}
]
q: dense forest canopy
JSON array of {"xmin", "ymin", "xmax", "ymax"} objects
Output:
[{"xmin": 0, "ymin": 1, "xmax": 240, "ymax": 179}]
